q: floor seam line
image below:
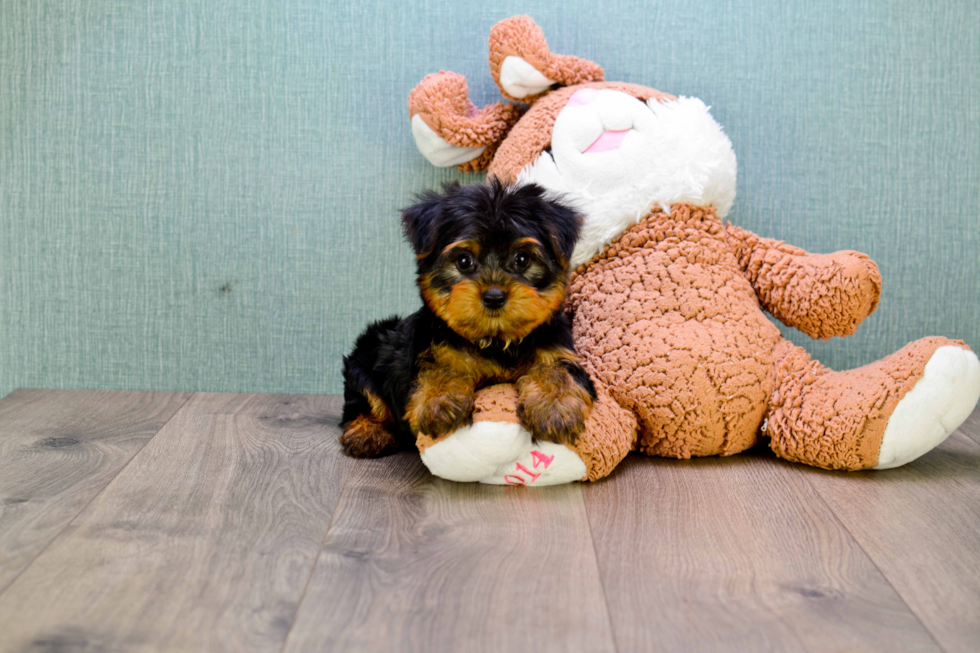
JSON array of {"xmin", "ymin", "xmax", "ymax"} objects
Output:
[
  {"xmin": 582, "ymin": 485, "xmax": 622, "ymax": 653},
  {"xmin": 800, "ymin": 471, "xmax": 948, "ymax": 653},
  {"xmin": 277, "ymin": 456, "xmax": 354, "ymax": 653}
]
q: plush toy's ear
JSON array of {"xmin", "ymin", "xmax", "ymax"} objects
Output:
[
  {"xmin": 489, "ymin": 16, "xmax": 604, "ymax": 103},
  {"xmin": 400, "ymin": 184, "xmax": 453, "ymax": 258},
  {"xmin": 408, "ymin": 72, "xmax": 524, "ymax": 173}
]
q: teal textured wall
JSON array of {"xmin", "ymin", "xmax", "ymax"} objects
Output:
[{"xmin": 2, "ymin": 0, "xmax": 978, "ymax": 397}]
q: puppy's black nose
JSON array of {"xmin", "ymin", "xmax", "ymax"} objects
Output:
[{"xmin": 482, "ymin": 287, "xmax": 507, "ymax": 309}]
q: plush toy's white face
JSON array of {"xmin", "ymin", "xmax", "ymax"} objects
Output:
[{"xmin": 517, "ymin": 89, "xmax": 738, "ymax": 268}]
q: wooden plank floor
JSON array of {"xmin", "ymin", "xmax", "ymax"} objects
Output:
[{"xmin": 0, "ymin": 390, "xmax": 977, "ymax": 653}]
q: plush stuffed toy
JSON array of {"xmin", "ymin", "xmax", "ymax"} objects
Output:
[{"xmin": 406, "ymin": 16, "xmax": 980, "ymax": 485}]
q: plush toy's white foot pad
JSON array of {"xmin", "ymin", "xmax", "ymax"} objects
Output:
[
  {"xmin": 499, "ymin": 56, "xmax": 555, "ymax": 98},
  {"xmin": 875, "ymin": 346, "xmax": 980, "ymax": 469},
  {"xmin": 419, "ymin": 421, "xmax": 587, "ymax": 486}
]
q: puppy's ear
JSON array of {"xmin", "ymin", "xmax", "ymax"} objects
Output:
[
  {"xmin": 523, "ymin": 185, "xmax": 583, "ymax": 265},
  {"xmin": 547, "ymin": 202, "xmax": 583, "ymax": 265},
  {"xmin": 400, "ymin": 186, "xmax": 449, "ymax": 258}
]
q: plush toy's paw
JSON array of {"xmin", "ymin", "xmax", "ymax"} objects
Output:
[
  {"xmin": 876, "ymin": 346, "xmax": 980, "ymax": 469},
  {"xmin": 825, "ymin": 250, "xmax": 882, "ymax": 334},
  {"xmin": 417, "ymin": 384, "xmax": 587, "ymax": 486},
  {"xmin": 412, "ymin": 392, "xmax": 475, "ymax": 439}
]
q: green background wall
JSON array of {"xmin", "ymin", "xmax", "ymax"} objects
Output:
[{"xmin": 2, "ymin": 0, "xmax": 978, "ymax": 398}]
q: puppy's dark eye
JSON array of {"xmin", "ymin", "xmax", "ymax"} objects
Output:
[
  {"xmin": 455, "ymin": 253, "xmax": 475, "ymax": 273},
  {"xmin": 513, "ymin": 251, "xmax": 531, "ymax": 272}
]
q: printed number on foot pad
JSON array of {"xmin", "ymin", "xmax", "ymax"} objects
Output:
[{"xmin": 503, "ymin": 450, "xmax": 555, "ymax": 485}]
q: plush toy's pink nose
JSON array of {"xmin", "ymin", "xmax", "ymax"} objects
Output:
[{"xmin": 567, "ymin": 88, "xmax": 599, "ymax": 107}]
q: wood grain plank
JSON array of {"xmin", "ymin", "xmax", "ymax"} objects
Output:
[
  {"xmin": 280, "ymin": 453, "xmax": 616, "ymax": 653},
  {"xmin": 805, "ymin": 409, "xmax": 980, "ymax": 653},
  {"xmin": 176, "ymin": 392, "xmax": 282, "ymax": 416},
  {"xmin": 0, "ymin": 389, "xmax": 191, "ymax": 593},
  {"xmin": 0, "ymin": 393, "xmax": 350, "ymax": 653},
  {"xmin": 583, "ymin": 450, "xmax": 940, "ymax": 652}
]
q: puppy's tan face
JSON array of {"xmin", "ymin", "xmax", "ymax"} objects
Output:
[
  {"xmin": 419, "ymin": 237, "xmax": 566, "ymax": 346},
  {"xmin": 402, "ymin": 181, "xmax": 583, "ymax": 345}
]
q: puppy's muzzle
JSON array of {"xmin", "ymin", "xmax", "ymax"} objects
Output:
[{"xmin": 481, "ymin": 287, "xmax": 507, "ymax": 309}]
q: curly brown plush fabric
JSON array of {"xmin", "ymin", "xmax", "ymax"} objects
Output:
[
  {"xmin": 563, "ymin": 203, "xmax": 968, "ymax": 473},
  {"xmin": 567, "ymin": 382, "xmax": 638, "ymax": 480},
  {"xmin": 488, "ymin": 15, "xmax": 604, "ymax": 103},
  {"xmin": 569, "ymin": 204, "xmax": 779, "ymax": 460},
  {"xmin": 725, "ymin": 226, "xmax": 882, "ymax": 339}
]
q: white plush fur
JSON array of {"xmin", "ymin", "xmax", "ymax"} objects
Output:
[
  {"xmin": 411, "ymin": 114, "xmax": 485, "ymax": 167},
  {"xmin": 517, "ymin": 92, "xmax": 738, "ymax": 268},
  {"xmin": 875, "ymin": 346, "xmax": 980, "ymax": 469},
  {"xmin": 499, "ymin": 55, "xmax": 555, "ymax": 98},
  {"xmin": 419, "ymin": 420, "xmax": 587, "ymax": 486}
]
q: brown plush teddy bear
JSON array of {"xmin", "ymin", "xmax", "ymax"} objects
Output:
[{"xmin": 406, "ymin": 16, "xmax": 980, "ymax": 485}]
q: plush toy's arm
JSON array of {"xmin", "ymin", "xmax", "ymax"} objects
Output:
[{"xmin": 725, "ymin": 225, "xmax": 881, "ymax": 339}]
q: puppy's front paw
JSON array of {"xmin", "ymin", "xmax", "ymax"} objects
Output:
[
  {"xmin": 340, "ymin": 415, "xmax": 399, "ymax": 458},
  {"xmin": 517, "ymin": 384, "xmax": 592, "ymax": 446},
  {"xmin": 412, "ymin": 392, "xmax": 475, "ymax": 438}
]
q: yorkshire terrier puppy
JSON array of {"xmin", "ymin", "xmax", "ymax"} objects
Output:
[{"xmin": 340, "ymin": 179, "xmax": 596, "ymax": 458}]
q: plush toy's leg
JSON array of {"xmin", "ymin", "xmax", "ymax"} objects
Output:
[
  {"xmin": 766, "ymin": 337, "xmax": 980, "ymax": 470},
  {"xmin": 488, "ymin": 16, "xmax": 605, "ymax": 102},
  {"xmin": 568, "ymin": 383, "xmax": 638, "ymax": 481},
  {"xmin": 408, "ymin": 71, "xmax": 523, "ymax": 172},
  {"xmin": 417, "ymin": 383, "xmax": 637, "ymax": 485}
]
